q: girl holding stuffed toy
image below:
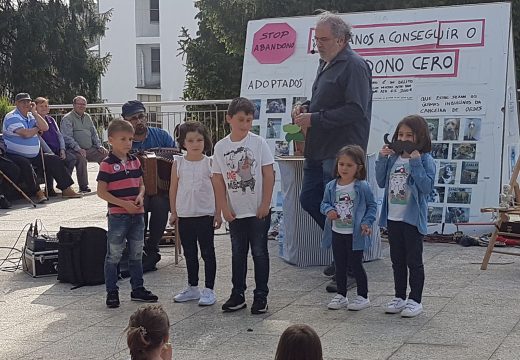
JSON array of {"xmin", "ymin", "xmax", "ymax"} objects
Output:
[{"xmin": 375, "ymin": 115, "xmax": 436, "ymax": 318}]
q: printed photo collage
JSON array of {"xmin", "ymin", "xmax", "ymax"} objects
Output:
[
  {"xmin": 426, "ymin": 117, "xmax": 482, "ymax": 224},
  {"xmin": 250, "ymin": 96, "xmax": 308, "ymax": 215}
]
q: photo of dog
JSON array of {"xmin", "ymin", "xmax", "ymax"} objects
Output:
[
  {"xmin": 438, "ymin": 162, "xmax": 457, "ymax": 184},
  {"xmin": 266, "ymin": 118, "xmax": 282, "ymax": 139},
  {"xmin": 460, "ymin": 161, "xmax": 479, "ymax": 185},
  {"xmin": 452, "ymin": 143, "xmax": 476, "ymax": 160},
  {"xmin": 443, "ymin": 118, "xmax": 460, "ymax": 141},
  {"xmin": 292, "ymin": 96, "xmax": 308, "ymax": 108},
  {"xmin": 431, "ymin": 143, "xmax": 449, "ymax": 159},
  {"xmin": 266, "ymin": 98, "xmax": 286, "ymax": 114},
  {"xmin": 426, "ymin": 118, "xmax": 439, "ymax": 141},
  {"xmin": 463, "ymin": 118, "xmax": 481, "ymax": 141},
  {"xmin": 251, "ymin": 99, "xmax": 261, "ymax": 120},
  {"xmin": 251, "ymin": 125, "xmax": 260, "ymax": 136},
  {"xmin": 445, "ymin": 207, "xmax": 470, "ymax": 223},
  {"xmin": 275, "ymin": 140, "xmax": 290, "ymax": 156},
  {"xmin": 427, "ymin": 206, "xmax": 444, "ymax": 224},
  {"xmin": 429, "ymin": 186, "xmax": 445, "ymax": 203},
  {"xmin": 447, "ymin": 187, "xmax": 472, "ymax": 204}
]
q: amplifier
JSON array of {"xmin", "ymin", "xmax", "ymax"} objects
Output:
[
  {"xmin": 22, "ymin": 248, "xmax": 58, "ymax": 277},
  {"xmin": 26, "ymin": 233, "xmax": 59, "ymax": 252}
]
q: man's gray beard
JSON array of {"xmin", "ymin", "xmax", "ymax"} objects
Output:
[{"xmin": 135, "ymin": 125, "xmax": 146, "ymax": 135}]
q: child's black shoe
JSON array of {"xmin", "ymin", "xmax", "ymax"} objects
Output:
[
  {"xmin": 131, "ymin": 287, "xmax": 158, "ymax": 302},
  {"xmin": 106, "ymin": 290, "xmax": 120, "ymax": 308}
]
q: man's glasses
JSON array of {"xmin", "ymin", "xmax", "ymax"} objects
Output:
[{"xmin": 127, "ymin": 113, "xmax": 147, "ymax": 122}]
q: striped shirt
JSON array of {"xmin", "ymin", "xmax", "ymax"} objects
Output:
[
  {"xmin": 96, "ymin": 153, "xmax": 144, "ymax": 214},
  {"xmin": 2, "ymin": 109, "xmax": 40, "ymax": 158}
]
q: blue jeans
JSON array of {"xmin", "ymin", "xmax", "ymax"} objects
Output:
[
  {"xmin": 229, "ymin": 216, "xmax": 270, "ymax": 299},
  {"xmin": 300, "ymin": 158, "xmax": 336, "ymax": 230},
  {"xmin": 104, "ymin": 213, "xmax": 145, "ymax": 292}
]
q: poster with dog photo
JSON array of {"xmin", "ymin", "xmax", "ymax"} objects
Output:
[
  {"xmin": 426, "ymin": 118, "xmax": 439, "ymax": 141},
  {"xmin": 429, "ymin": 186, "xmax": 446, "ymax": 203},
  {"xmin": 275, "ymin": 141, "xmax": 290, "ymax": 156},
  {"xmin": 445, "ymin": 207, "xmax": 470, "ymax": 223},
  {"xmin": 438, "ymin": 161, "xmax": 457, "ymax": 184},
  {"xmin": 460, "ymin": 161, "xmax": 479, "ymax": 184},
  {"xmin": 292, "ymin": 96, "xmax": 308, "ymax": 107},
  {"xmin": 266, "ymin": 118, "xmax": 282, "ymax": 139},
  {"xmin": 447, "ymin": 187, "xmax": 472, "ymax": 204},
  {"xmin": 251, "ymin": 99, "xmax": 261, "ymax": 120},
  {"xmin": 266, "ymin": 98, "xmax": 287, "ymax": 113},
  {"xmin": 431, "ymin": 143, "xmax": 449, "ymax": 159},
  {"xmin": 442, "ymin": 118, "xmax": 460, "ymax": 141},
  {"xmin": 427, "ymin": 206, "xmax": 444, "ymax": 223},
  {"xmin": 452, "ymin": 143, "xmax": 476, "ymax": 160},
  {"xmin": 463, "ymin": 118, "xmax": 481, "ymax": 140}
]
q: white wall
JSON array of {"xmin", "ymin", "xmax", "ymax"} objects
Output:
[{"xmin": 99, "ymin": 0, "xmax": 198, "ymax": 106}]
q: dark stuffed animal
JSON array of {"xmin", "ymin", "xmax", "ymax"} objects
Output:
[{"xmin": 383, "ymin": 133, "xmax": 419, "ymax": 155}]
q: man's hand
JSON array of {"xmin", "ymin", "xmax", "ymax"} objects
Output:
[
  {"xmin": 256, "ymin": 203, "xmax": 270, "ymax": 219},
  {"xmin": 77, "ymin": 148, "xmax": 87, "ymax": 158},
  {"xmin": 59, "ymin": 149, "xmax": 66, "ymax": 160},
  {"xmin": 134, "ymin": 193, "xmax": 144, "ymax": 207},
  {"xmin": 294, "ymin": 113, "xmax": 312, "ymax": 129},
  {"xmin": 168, "ymin": 212, "xmax": 177, "ymax": 226},
  {"xmin": 327, "ymin": 210, "xmax": 339, "ymax": 220},
  {"xmin": 379, "ymin": 145, "xmax": 394, "ymax": 157},
  {"xmin": 291, "ymin": 103, "xmax": 308, "ymax": 120},
  {"xmin": 361, "ymin": 224, "xmax": 372, "ymax": 236},
  {"xmin": 30, "ymin": 102, "xmax": 37, "ymax": 115}
]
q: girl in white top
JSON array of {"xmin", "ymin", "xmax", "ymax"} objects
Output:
[{"xmin": 169, "ymin": 121, "xmax": 221, "ymax": 306}]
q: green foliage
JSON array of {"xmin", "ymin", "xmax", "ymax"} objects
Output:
[
  {"xmin": 0, "ymin": 0, "xmax": 111, "ymax": 103},
  {"xmin": 0, "ymin": 96, "xmax": 13, "ymax": 120},
  {"xmin": 182, "ymin": 0, "xmax": 520, "ymax": 100}
]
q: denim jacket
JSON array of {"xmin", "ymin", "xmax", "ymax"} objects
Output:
[
  {"xmin": 375, "ymin": 153, "xmax": 436, "ymax": 235},
  {"xmin": 320, "ymin": 179, "xmax": 377, "ymax": 251}
]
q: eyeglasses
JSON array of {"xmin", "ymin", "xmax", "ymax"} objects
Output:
[{"xmin": 127, "ymin": 113, "xmax": 147, "ymax": 122}]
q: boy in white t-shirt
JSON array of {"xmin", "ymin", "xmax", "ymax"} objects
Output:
[{"xmin": 212, "ymin": 97, "xmax": 275, "ymax": 314}]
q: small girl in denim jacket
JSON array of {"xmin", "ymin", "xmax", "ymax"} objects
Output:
[
  {"xmin": 320, "ymin": 145, "xmax": 377, "ymax": 311},
  {"xmin": 375, "ymin": 115, "xmax": 436, "ymax": 318}
]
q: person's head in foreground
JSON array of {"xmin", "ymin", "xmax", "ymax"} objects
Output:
[
  {"xmin": 275, "ymin": 324, "xmax": 323, "ymax": 360},
  {"xmin": 125, "ymin": 304, "xmax": 172, "ymax": 360}
]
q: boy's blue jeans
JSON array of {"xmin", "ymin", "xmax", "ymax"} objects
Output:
[
  {"xmin": 104, "ymin": 213, "xmax": 145, "ymax": 292},
  {"xmin": 229, "ymin": 216, "xmax": 270, "ymax": 299}
]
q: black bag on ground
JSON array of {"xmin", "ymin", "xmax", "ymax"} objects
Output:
[{"xmin": 57, "ymin": 226, "xmax": 107, "ymax": 287}]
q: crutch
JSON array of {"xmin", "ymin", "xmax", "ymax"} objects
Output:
[
  {"xmin": 0, "ymin": 169, "xmax": 36, "ymax": 207},
  {"xmin": 39, "ymin": 142, "xmax": 49, "ymax": 198}
]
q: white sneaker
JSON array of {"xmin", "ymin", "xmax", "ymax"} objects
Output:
[
  {"xmin": 198, "ymin": 288, "xmax": 216, "ymax": 306},
  {"xmin": 174, "ymin": 286, "xmax": 200, "ymax": 302},
  {"xmin": 383, "ymin": 297, "xmax": 407, "ymax": 314},
  {"xmin": 401, "ymin": 299, "xmax": 423, "ymax": 318},
  {"xmin": 347, "ymin": 295, "xmax": 371, "ymax": 311},
  {"xmin": 327, "ymin": 294, "xmax": 348, "ymax": 310}
]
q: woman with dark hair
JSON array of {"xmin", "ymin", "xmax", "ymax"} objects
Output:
[{"xmin": 275, "ymin": 324, "xmax": 323, "ymax": 360}]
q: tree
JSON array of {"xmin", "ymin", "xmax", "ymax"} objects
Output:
[
  {"xmin": 0, "ymin": 0, "xmax": 111, "ymax": 103},
  {"xmin": 182, "ymin": 0, "xmax": 520, "ymax": 100}
]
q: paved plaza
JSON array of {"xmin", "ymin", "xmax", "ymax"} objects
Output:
[{"xmin": 0, "ymin": 164, "xmax": 519, "ymax": 359}]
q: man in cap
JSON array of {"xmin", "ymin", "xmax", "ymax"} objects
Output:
[
  {"xmin": 60, "ymin": 96, "xmax": 109, "ymax": 193},
  {"xmin": 122, "ymin": 100, "xmax": 175, "ymax": 270},
  {"xmin": 2, "ymin": 93, "xmax": 81, "ymax": 203}
]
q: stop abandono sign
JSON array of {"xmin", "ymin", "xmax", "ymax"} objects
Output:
[{"xmin": 252, "ymin": 23, "xmax": 296, "ymax": 64}]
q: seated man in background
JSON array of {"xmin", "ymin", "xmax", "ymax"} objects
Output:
[
  {"xmin": 60, "ymin": 96, "xmax": 108, "ymax": 192},
  {"xmin": 122, "ymin": 100, "xmax": 175, "ymax": 271},
  {"xmin": 2, "ymin": 93, "xmax": 81, "ymax": 203}
]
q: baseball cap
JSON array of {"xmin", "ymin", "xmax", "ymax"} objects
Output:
[
  {"xmin": 122, "ymin": 100, "xmax": 146, "ymax": 119},
  {"xmin": 15, "ymin": 93, "xmax": 32, "ymax": 102}
]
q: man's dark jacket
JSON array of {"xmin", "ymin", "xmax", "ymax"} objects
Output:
[{"xmin": 305, "ymin": 46, "xmax": 372, "ymax": 160}]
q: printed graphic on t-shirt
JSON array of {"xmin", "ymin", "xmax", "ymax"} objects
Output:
[
  {"xmin": 389, "ymin": 162, "xmax": 410, "ymax": 205},
  {"xmin": 335, "ymin": 190, "xmax": 355, "ymax": 229},
  {"xmin": 224, "ymin": 146, "xmax": 257, "ymax": 194}
]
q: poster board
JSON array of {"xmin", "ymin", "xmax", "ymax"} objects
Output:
[{"xmin": 240, "ymin": 2, "xmax": 519, "ymax": 234}]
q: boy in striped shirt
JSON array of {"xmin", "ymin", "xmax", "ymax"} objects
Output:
[{"xmin": 97, "ymin": 119, "xmax": 158, "ymax": 308}]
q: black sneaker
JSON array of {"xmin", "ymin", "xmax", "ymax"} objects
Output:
[
  {"xmin": 222, "ymin": 293, "xmax": 246, "ymax": 312},
  {"xmin": 131, "ymin": 287, "xmax": 158, "ymax": 302},
  {"xmin": 0, "ymin": 195, "xmax": 11, "ymax": 209},
  {"xmin": 325, "ymin": 280, "xmax": 337, "ymax": 293},
  {"xmin": 323, "ymin": 263, "xmax": 335, "ymax": 277},
  {"xmin": 106, "ymin": 290, "xmax": 120, "ymax": 308},
  {"xmin": 251, "ymin": 297, "xmax": 268, "ymax": 314}
]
